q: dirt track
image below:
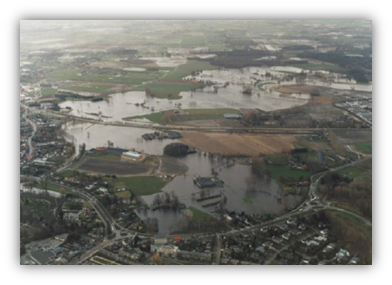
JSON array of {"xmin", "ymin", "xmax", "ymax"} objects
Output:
[{"xmin": 180, "ymin": 132, "xmax": 296, "ymax": 156}]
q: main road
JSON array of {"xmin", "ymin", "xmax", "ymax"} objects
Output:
[{"xmin": 22, "ymin": 111, "xmax": 37, "ymax": 156}]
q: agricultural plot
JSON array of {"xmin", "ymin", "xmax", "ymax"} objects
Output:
[
  {"xmin": 353, "ymin": 141, "xmax": 372, "ymax": 154},
  {"xmin": 264, "ymin": 164, "xmax": 311, "ymax": 181},
  {"xmin": 180, "ymin": 132, "xmax": 296, "ymax": 156},
  {"xmin": 46, "ymin": 69, "xmax": 161, "ymax": 85},
  {"xmin": 77, "ymin": 158, "xmax": 152, "ymax": 175},
  {"xmin": 112, "ymin": 176, "xmax": 167, "ymax": 196},
  {"xmin": 335, "ymin": 166, "xmax": 366, "ymax": 179}
]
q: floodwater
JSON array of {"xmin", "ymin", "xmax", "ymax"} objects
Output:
[
  {"xmin": 59, "ymin": 88, "xmax": 308, "ymax": 122},
  {"xmin": 62, "ymin": 122, "xmax": 176, "ymax": 155},
  {"xmin": 59, "ymin": 66, "xmax": 315, "ymax": 122},
  {"xmin": 139, "ymin": 153, "xmax": 302, "ymax": 234},
  {"xmin": 56, "ymin": 63, "xmax": 373, "ymax": 234},
  {"xmin": 141, "ymin": 56, "xmax": 187, "ymax": 67},
  {"xmin": 62, "ymin": 122, "xmax": 302, "ymax": 234},
  {"xmin": 123, "ymin": 67, "xmax": 146, "ymax": 72}
]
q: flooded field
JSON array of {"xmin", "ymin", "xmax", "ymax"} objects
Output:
[
  {"xmin": 62, "ymin": 122, "xmax": 177, "ymax": 155},
  {"xmin": 141, "ymin": 56, "xmax": 187, "ymax": 67},
  {"xmin": 58, "ymin": 63, "xmax": 372, "ymax": 235},
  {"xmin": 140, "ymin": 154, "xmax": 301, "ymax": 234},
  {"xmin": 62, "ymin": 122, "xmax": 302, "ymax": 234},
  {"xmin": 59, "ymin": 65, "xmax": 371, "ymax": 123}
]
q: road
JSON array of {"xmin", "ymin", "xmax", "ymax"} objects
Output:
[
  {"xmin": 20, "ymin": 103, "xmax": 372, "ymax": 264},
  {"xmin": 24, "ymin": 114, "xmax": 37, "ymax": 156},
  {"xmin": 23, "ymin": 103, "xmax": 373, "ymax": 134}
]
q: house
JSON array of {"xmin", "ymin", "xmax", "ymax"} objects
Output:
[
  {"xmin": 320, "ymin": 229, "xmax": 329, "ymax": 236},
  {"xmin": 153, "ymin": 237, "xmax": 168, "ymax": 245},
  {"xmin": 305, "ymin": 240, "xmax": 320, "ymax": 247},
  {"xmin": 151, "ymin": 245, "xmax": 179, "ymax": 259},
  {"xmin": 314, "ymin": 235, "xmax": 327, "ymax": 242},
  {"xmin": 336, "ymin": 249, "xmax": 350, "ymax": 263},
  {"xmin": 97, "ymin": 187, "xmax": 108, "ymax": 194},
  {"xmin": 272, "ymin": 236, "xmax": 284, "ymax": 244},
  {"xmin": 282, "ymin": 233, "xmax": 291, "ymax": 241},
  {"xmin": 224, "ymin": 114, "xmax": 242, "ymax": 120},
  {"xmin": 348, "ymin": 257, "xmax": 360, "ymax": 265},
  {"xmin": 178, "ymin": 250, "xmax": 212, "ymax": 262}
]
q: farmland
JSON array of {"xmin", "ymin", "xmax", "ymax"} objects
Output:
[
  {"xmin": 180, "ymin": 132, "xmax": 296, "ymax": 156},
  {"xmin": 76, "ymin": 158, "xmax": 152, "ymax": 175}
]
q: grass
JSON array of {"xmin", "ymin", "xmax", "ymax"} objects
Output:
[
  {"xmin": 243, "ymin": 197, "xmax": 253, "ymax": 204},
  {"xmin": 188, "ymin": 206, "xmax": 212, "ymax": 221},
  {"xmin": 335, "ymin": 166, "xmax": 365, "ymax": 179},
  {"xmin": 124, "ymin": 112, "xmax": 164, "ymax": 123},
  {"xmin": 58, "ymin": 170, "xmax": 78, "ymax": 178},
  {"xmin": 353, "ymin": 141, "xmax": 372, "ymax": 154},
  {"xmin": 325, "ymin": 210, "xmax": 372, "ymax": 264},
  {"xmin": 85, "ymin": 152, "xmax": 121, "ymax": 161},
  {"xmin": 264, "ymin": 164, "xmax": 310, "ymax": 181},
  {"xmin": 136, "ymin": 81, "xmax": 205, "ymax": 100},
  {"xmin": 41, "ymin": 87, "xmax": 58, "ymax": 97},
  {"xmin": 33, "ymin": 182, "xmax": 70, "ymax": 194},
  {"xmin": 171, "ymin": 108, "xmax": 241, "ymax": 122},
  {"xmin": 163, "ymin": 60, "xmax": 218, "ymax": 80},
  {"xmin": 124, "ymin": 108, "xmax": 241, "ymax": 124},
  {"xmin": 61, "ymin": 85, "xmax": 115, "ymax": 94},
  {"xmin": 46, "ymin": 69, "xmax": 160, "ymax": 85},
  {"xmin": 288, "ymin": 63, "xmax": 341, "ymax": 72},
  {"xmin": 112, "ymin": 176, "xmax": 167, "ymax": 196},
  {"xmin": 115, "ymin": 190, "xmax": 131, "ymax": 199}
]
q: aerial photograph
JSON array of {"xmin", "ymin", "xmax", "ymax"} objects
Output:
[{"xmin": 19, "ymin": 20, "xmax": 372, "ymax": 265}]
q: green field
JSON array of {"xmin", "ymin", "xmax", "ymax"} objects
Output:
[
  {"xmin": 124, "ymin": 108, "xmax": 241, "ymax": 124},
  {"xmin": 288, "ymin": 63, "xmax": 341, "ymax": 72},
  {"xmin": 353, "ymin": 141, "xmax": 372, "ymax": 154},
  {"xmin": 243, "ymin": 197, "xmax": 253, "ymax": 204},
  {"xmin": 85, "ymin": 152, "xmax": 121, "ymax": 161},
  {"xmin": 33, "ymin": 182, "xmax": 70, "ymax": 194},
  {"xmin": 264, "ymin": 164, "xmax": 310, "ymax": 181},
  {"xmin": 112, "ymin": 176, "xmax": 167, "ymax": 196},
  {"xmin": 41, "ymin": 87, "xmax": 58, "ymax": 97},
  {"xmin": 163, "ymin": 60, "xmax": 218, "ymax": 80},
  {"xmin": 325, "ymin": 209, "xmax": 372, "ymax": 264},
  {"xmin": 61, "ymin": 85, "xmax": 115, "ymax": 94},
  {"xmin": 171, "ymin": 108, "xmax": 241, "ymax": 122},
  {"xmin": 335, "ymin": 166, "xmax": 365, "ymax": 179},
  {"xmin": 136, "ymin": 81, "xmax": 204, "ymax": 100},
  {"xmin": 46, "ymin": 69, "xmax": 160, "ymax": 85},
  {"xmin": 58, "ymin": 169, "xmax": 78, "ymax": 178},
  {"xmin": 188, "ymin": 206, "xmax": 212, "ymax": 221},
  {"xmin": 115, "ymin": 190, "xmax": 132, "ymax": 199},
  {"xmin": 124, "ymin": 112, "xmax": 165, "ymax": 123}
]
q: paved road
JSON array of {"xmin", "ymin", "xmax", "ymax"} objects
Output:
[
  {"xmin": 24, "ymin": 115, "xmax": 37, "ymax": 156},
  {"xmin": 23, "ymin": 103, "xmax": 372, "ymax": 133}
]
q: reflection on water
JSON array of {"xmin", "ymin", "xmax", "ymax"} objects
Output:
[
  {"xmin": 140, "ymin": 153, "xmax": 302, "ymax": 234},
  {"xmin": 59, "ymin": 65, "xmax": 371, "ymax": 123},
  {"xmin": 63, "ymin": 122, "xmax": 303, "ymax": 234},
  {"xmin": 62, "ymin": 122, "xmax": 177, "ymax": 155}
]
